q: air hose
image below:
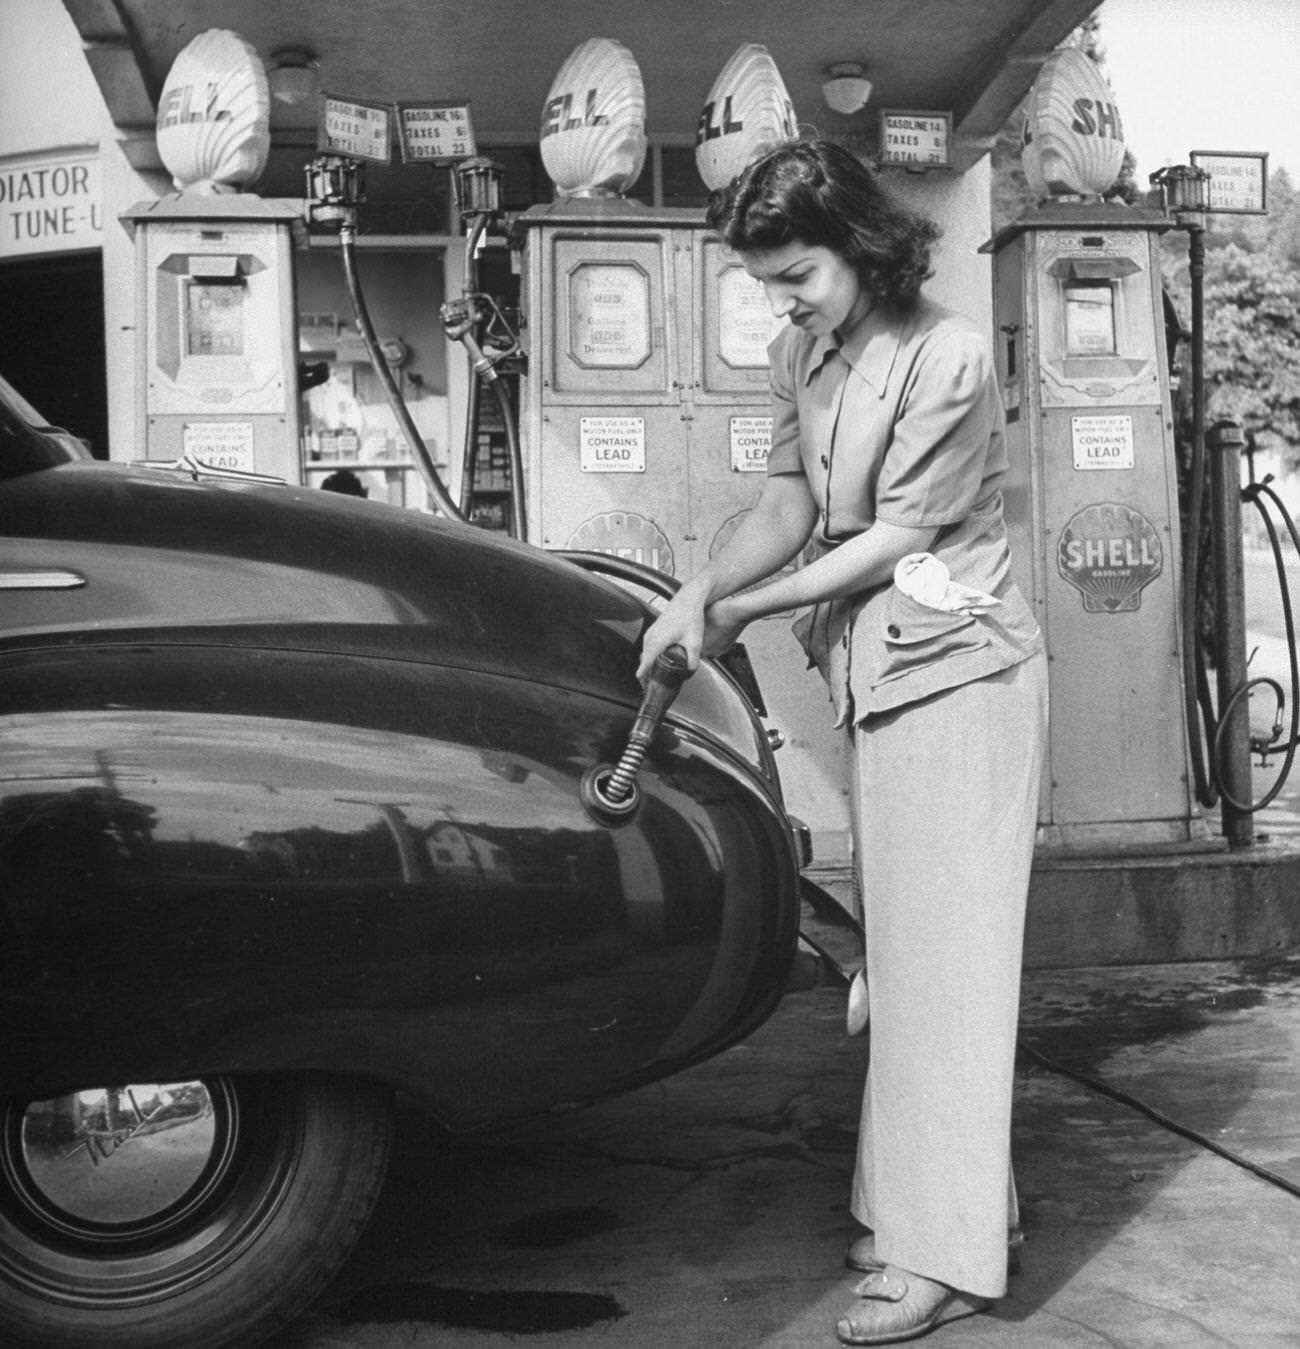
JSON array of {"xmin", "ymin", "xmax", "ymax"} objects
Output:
[
  {"xmin": 1172, "ymin": 226, "xmax": 1298, "ymax": 816},
  {"xmin": 1017, "ymin": 1036, "xmax": 1300, "ymax": 1202},
  {"xmin": 1183, "ymin": 456, "xmax": 1300, "ymax": 815}
]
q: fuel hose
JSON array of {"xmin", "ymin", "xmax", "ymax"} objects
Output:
[{"xmin": 339, "ymin": 221, "xmax": 468, "ymax": 524}]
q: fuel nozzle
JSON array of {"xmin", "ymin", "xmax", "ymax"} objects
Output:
[{"xmin": 581, "ymin": 645, "xmax": 693, "ymax": 825}]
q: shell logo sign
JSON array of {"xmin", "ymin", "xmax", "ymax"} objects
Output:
[
  {"xmin": 539, "ymin": 38, "xmax": 647, "ymax": 197},
  {"xmin": 155, "ymin": 29, "xmax": 270, "ymax": 193},
  {"xmin": 1057, "ymin": 502, "xmax": 1162, "ymax": 613},
  {"xmin": 1021, "ymin": 47, "xmax": 1126, "ymax": 199},
  {"xmin": 567, "ymin": 511, "xmax": 675, "ymax": 576},
  {"xmin": 695, "ymin": 44, "xmax": 798, "ymax": 193}
]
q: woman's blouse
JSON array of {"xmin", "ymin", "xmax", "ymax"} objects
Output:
[{"xmin": 765, "ymin": 295, "xmax": 1042, "ymax": 726}]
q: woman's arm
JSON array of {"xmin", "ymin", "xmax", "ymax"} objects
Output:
[
  {"xmin": 636, "ymin": 473, "xmax": 817, "ymax": 678},
  {"xmin": 706, "ymin": 518, "xmax": 940, "ymax": 650}
]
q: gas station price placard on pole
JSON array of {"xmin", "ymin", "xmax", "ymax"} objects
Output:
[
  {"xmin": 879, "ymin": 110, "xmax": 952, "ymax": 169},
  {"xmin": 1190, "ymin": 150, "xmax": 1268, "ymax": 214},
  {"xmin": 397, "ymin": 103, "xmax": 477, "ymax": 164},
  {"xmin": 318, "ymin": 94, "xmax": 393, "ymax": 163}
]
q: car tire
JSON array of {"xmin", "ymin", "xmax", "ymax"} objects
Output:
[{"xmin": 0, "ymin": 1073, "xmax": 393, "ymax": 1349}]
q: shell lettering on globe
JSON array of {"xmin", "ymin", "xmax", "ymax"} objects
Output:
[
  {"xmin": 1021, "ymin": 47, "xmax": 1125, "ymax": 199},
  {"xmin": 1057, "ymin": 502, "xmax": 1162, "ymax": 613},
  {"xmin": 695, "ymin": 44, "xmax": 798, "ymax": 192},
  {"xmin": 539, "ymin": 38, "xmax": 647, "ymax": 197},
  {"xmin": 155, "ymin": 29, "xmax": 270, "ymax": 193}
]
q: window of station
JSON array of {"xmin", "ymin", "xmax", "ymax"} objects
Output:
[
  {"xmin": 637, "ymin": 145, "xmax": 710, "ymax": 208},
  {"xmin": 296, "ymin": 243, "xmax": 449, "ymax": 510}
]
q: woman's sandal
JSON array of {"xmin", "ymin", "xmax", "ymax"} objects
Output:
[
  {"xmin": 845, "ymin": 1226, "xmax": 1024, "ymax": 1276},
  {"xmin": 836, "ymin": 1267, "xmax": 991, "ymax": 1345}
]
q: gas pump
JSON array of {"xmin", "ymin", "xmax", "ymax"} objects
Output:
[
  {"xmin": 518, "ymin": 39, "xmax": 852, "ymax": 854},
  {"xmin": 122, "ymin": 30, "xmax": 305, "ymax": 480},
  {"xmin": 987, "ymin": 48, "xmax": 1206, "ymax": 852},
  {"xmin": 123, "ymin": 194, "xmax": 304, "ymax": 479}
]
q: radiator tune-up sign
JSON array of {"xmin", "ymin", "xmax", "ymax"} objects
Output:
[{"xmin": 0, "ymin": 153, "xmax": 101, "ymax": 259}]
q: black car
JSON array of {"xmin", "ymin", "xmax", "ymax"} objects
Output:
[{"xmin": 0, "ymin": 375, "xmax": 805, "ymax": 1349}]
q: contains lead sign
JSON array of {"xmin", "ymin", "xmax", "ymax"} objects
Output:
[
  {"xmin": 729, "ymin": 416, "xmax": 772, "ymax": 473},
  {"xmin": 1071, "ymin": 413, "xmax": 1134, "ymax": 471},
  {"xmin": 579, "ymin": 416, "xmax": 645, "ymax": 473}
]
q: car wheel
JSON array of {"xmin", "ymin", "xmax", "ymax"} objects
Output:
[{"xmin": 0, "ymin": 1073, "xmax": 393, "ymax": 1349}]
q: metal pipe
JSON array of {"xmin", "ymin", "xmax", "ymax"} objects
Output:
[
  {"xmin": 490, "ymin": 371, "xmax": 527, "ymax": 540},
  {"xmin": 457, "ymin": 213, "xmax": 489, "ymax": 511},
  {"xmin": 1180, "ymin": 218, "xmax": 1214, "ymax": 806},
  {"xmin": 1209, "ymin": 418, "xmax": 1253, "ymax": 844},
  {"xmin": 440, "ymin": 305, "xmax": 526, "ymax": 539}
]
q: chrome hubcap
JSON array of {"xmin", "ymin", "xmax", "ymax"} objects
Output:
[{"xmin": 16, "ymin": 1083, "xmax": 217, "ymax": 1229}]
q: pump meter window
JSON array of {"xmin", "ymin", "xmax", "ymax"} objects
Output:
[
  {"xmin": 568, "ymin": 263, "xmax": 650, "ymax": 369},
  {"xmin": 186, "ymin": 282, "xmax": 245, "ymax": 356},
  {"xmin": 1064, "ymin": 281, "xmax": 1116, "ymax": 356},
  {"xmin": 717, "ymin": 266, "xmax": 783, "ymax": 368}
]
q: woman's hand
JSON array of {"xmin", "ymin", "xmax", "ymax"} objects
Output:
[
  {"xmin": 636, "ymin": 591, "xmax": 750, "ymax": 683},
  {"xmin": 636, "ymin": 591, "xmax": 707, "ymax": 682}
]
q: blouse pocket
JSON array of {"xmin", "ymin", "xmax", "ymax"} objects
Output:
[{"xmin": 872, "ymin": 589, "xmax": 991, "ymax": 686}]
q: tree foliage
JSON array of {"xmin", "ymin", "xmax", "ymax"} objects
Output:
[{"xmin": 1160, "ymin": 171, "xmax": 1300, "ymax": 464}]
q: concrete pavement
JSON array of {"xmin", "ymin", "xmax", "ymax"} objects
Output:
[
  {"xmin": 264, "ymin": 586, "xmax": 1300, "ymax": 1347},
  {"xmin": 267, "ymin": 933, "xmax": 1300, "ymax": 1349}
]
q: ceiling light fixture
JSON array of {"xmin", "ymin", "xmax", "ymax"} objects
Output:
[
  {"xmin": 821, "ymin": 62, "xmax": 873, "ymax": 116},
  {"xmin": 268, "ymin": 47, "xmax": 320, "ymax": 107}
]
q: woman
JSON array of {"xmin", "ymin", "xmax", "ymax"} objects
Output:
[{"xmin": 637, "ymin": 139, "xmax": 1047, "ymax": 1344}]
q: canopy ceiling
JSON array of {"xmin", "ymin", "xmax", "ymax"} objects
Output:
[{"xmin": 62, "ymin": 0, "xmax": 1102, "ymax": 172}]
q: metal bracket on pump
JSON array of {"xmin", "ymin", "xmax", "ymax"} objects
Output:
[
  {"xmin": 440, "ymin": 157, "xmax": 529, "ymax": 538},
  {"xmin": 304, "ymin": 154, "xmax": 364, "ymax": 232}
]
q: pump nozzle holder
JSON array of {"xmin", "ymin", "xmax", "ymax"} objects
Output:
[{"xmin": 305, "ymin": 154, "xmax": 364, "ymax": 231}]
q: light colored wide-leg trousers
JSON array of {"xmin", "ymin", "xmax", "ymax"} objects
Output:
[{"xmin": 849, "ymin": 650, "xmax": 1048, "ymax": 1298}]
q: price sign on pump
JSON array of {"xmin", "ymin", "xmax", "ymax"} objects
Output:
[
  {"xmin": 879, "ymin": 111, "xmax": 952, "ymax": 168},
  {"xmin": 397, "ymin": 103, "xmax": 477, "ymax": 163},
  {"xmin": 1190, "ymin": 151, "xmax": 1269, "ymax": 215},
  {"xmin": 318, "ymin": 95, "xmax": 392, "ymax": 164}
]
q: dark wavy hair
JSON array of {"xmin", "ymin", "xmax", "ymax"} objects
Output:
[{"xmin": 705, "ymin": 140, "xmax": 941, "ymax": 309}]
